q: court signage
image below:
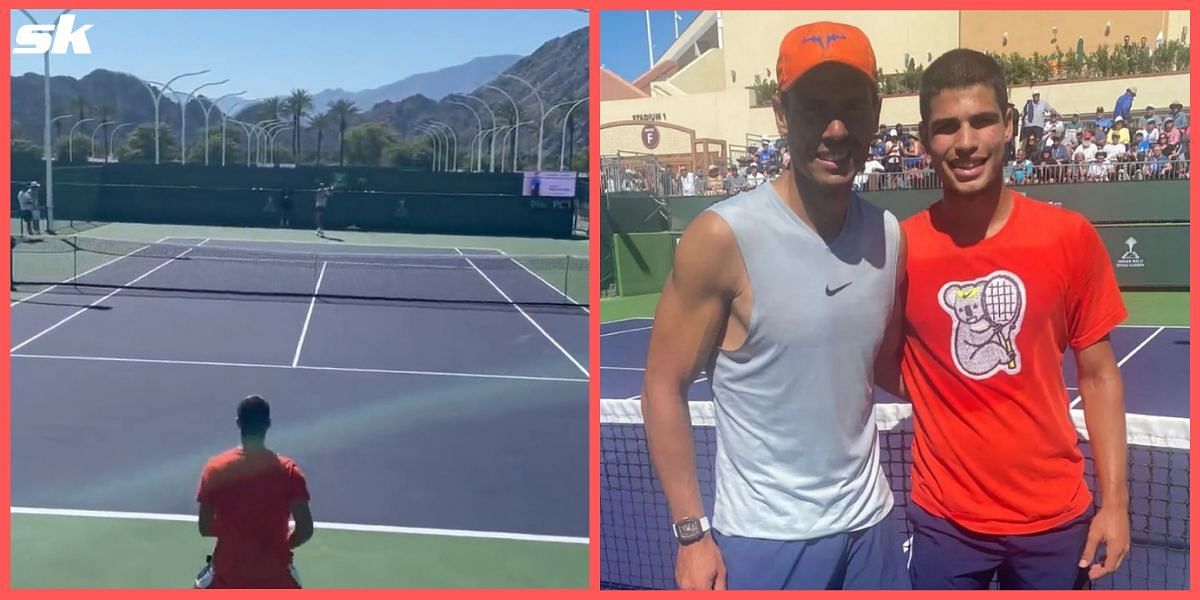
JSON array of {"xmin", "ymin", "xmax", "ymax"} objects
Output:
[
  {"xmin": 13, "ymin": 15, "xmax": 93, "ymax": 55},
  {"xmin": 641, "ymin": 125, "xmax": 660, "ymax": 150}
]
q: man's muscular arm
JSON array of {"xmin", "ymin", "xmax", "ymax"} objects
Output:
[{"xmin": 642, "ymin": 211, "xmax": 742, "ymax": 590}]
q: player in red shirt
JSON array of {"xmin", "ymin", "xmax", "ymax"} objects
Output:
[
  {"xmin": 195, "ymin": 395, "xmax": 314, "ymax": 588},
  {"xmin": 876, "ymin": 49, "xmax": 1130, "ymax": 589}
]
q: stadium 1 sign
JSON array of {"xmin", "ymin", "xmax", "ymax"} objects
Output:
[
  {"xmin": 13, "ymin": 15, "xmax": 93, "ymax": 55},
  {"xmin": 632, "ymin": 113, "xmax": 667, "ymax": 121}
]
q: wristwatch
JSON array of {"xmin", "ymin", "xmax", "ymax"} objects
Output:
[{"xmin": 672, "ymin": 516, "xmax": 710, "ymax": 545}]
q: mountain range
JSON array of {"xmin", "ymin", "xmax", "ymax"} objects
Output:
[{"xmin": 11, "ymin": 27, "xmax": 587, "ymax": 167}]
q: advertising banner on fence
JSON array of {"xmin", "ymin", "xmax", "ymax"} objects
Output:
[{"xmin": 523, "ymin": 171, "xmax": 578, "ymax": 197}]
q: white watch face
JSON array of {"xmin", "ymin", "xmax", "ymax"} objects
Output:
[{"xmin": 676, "ymin": 518, "xmax": 704, "ymax": 540}]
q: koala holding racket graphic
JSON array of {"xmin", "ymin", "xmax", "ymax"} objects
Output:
[{"xmin": 938, "ymin": 271, "xmax": 1027, "ymax": 379}]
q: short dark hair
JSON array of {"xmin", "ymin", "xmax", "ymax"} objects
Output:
[
  {"xmin": 919, "ymin": 49, "xmax": 1009, "ymax": 124},
  {"xmin": 237, "ymin": 395, "xmax": 271, "ymax": 437}
]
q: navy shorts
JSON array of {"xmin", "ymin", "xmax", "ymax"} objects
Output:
[
  {"xmin": 908, "ymin": 502, "xmax": 1093, "ymax": 590},
  {"xmin": 713, "ymin": 516, "xmax": 911, "ymax": 590}
]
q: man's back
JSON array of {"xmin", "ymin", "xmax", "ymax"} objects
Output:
[{"xmin": 198, "ymin": 448, "xmax": 309, "ymax": 588}]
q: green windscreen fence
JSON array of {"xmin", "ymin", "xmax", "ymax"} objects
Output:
[{"xmin": 612, "ymin": 232, "xmax": 676, "ymax": 297}]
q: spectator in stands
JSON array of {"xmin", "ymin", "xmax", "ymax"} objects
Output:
[
  {"xmin": 1048, "ymin": 134, "xmax": 1070, "ymax": 181},
  {"xmin": 680, "ymin": 166, "xmax": 699, "ymax": 196},
  {"xmin": 780, "ymin": 146, "xmax": 791, "ymax": 170},
  {"xmin": 870, "ymin": 134, "xmax": 885, "ymax": 158},
  {"xmin": 882, "ymin": 144, "xmax": 904, "ymax": 188},
  {"xmin": 902, "ymin": 134, "xmax": 925, "ymax": 170},
  {"xmin": 757, "ymin": 138, "xmax": 778, "ymax": 165},
  {"xmin": 1022, "ymin": 134, "xmax": 1041, "ymax": 165},
  {"xmin": 857, "ymin": 151, "xmax": 885, "ymax": 191},
  {"xmin": 1112, "ymin": 87, "xmax": 1136, "ymax": 122},
  {"xmin": 1134, "ymin": 131, "xmax": 1151, "ymax": 159},
  {"xmin": 766, "ymin": 163, "xmax": 782, "ymax": 182},
  {"xmin": 1144, "ymin": 118, "xmax": 1161, "ymax": 145},
  {"xmin": 1168, "ymin": 100, "xmax": 1188, "ymax": 130},
  {"xmin": 1011, "ymin": 148, "xmax": 1033, "ymax": 185},
  {"xmin": 1021, "ymin": 90, "xmax": 1056, "ymax": 145},
  {"xmin": 1144, "ymin": 144, "xmax": 1172, "ymax": 179},
  {"xmin": 744, "ymin": 163, "xmax": 766, "ymax": 189},
  {"xmin": 1110, "ymin": 116, "xmax": 1131, "ymax": 145},
  {"xmin": 1087, "ymin": 149, "xmax": 1108, "ymax": 182},
  {"xmin": 1074, "ymin": 131, "xmax": 1098, "ymax": 165},
  {"xmin": 705, "ymin": 166, "xmax": 725, "ymax": 195},
  {"xmin": 723, "ymin": 165, "xmax": 745, "ymax": 195},
  {"xmin": 1140, "ymin": 106, "xmax": 1157, "ymax": 130}
]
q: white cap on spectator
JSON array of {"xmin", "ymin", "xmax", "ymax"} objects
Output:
[
  {"xmin": 1114, "ymin": 116, "xmax": 1124, "ymax": 122},
  {"xmin": 1129, "ymin": 86, "xmax": 1138, "ymax": 95},
  {"xmin": 1032, "ymin": 89, "xmax": 1040, "ymax": 96},
  {"xmin": 889, "ymin": 128, "xmax": 898, "ymax": 137}
]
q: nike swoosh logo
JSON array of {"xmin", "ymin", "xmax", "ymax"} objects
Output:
[{"xmin": 825, "ymin": 282, "xmax": 853, "ymax": 296}]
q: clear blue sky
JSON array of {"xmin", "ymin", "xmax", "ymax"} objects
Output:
[
  {"xmin": 10, "ymin": 9, "xmax": 588, "ymax": 98},
  {"xmin": 600, "ymin": 10, "xmax": 701, "ymax": 82}
]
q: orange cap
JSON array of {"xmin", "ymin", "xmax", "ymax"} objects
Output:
[{"xmin": 777, "ymin": 22, "xmax": 877, "ymax": 93}]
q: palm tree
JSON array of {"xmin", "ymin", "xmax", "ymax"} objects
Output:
[
  {"xmin": 262, "ymin": 96, "xmax": 284, "ymax": 122},
  {"xmin": 308, "ymin": 111, "xmax": 334, "ymax": 166},
  {"xmin": 71, "ymin": 94, "xmax": 91, "ymax": 124},
  {"xmin": 328, "ymin": 99, "xmax": 359, "ymax": 167},
  {"xmin": 285, "ymin": 89, "xmax": 314, "ymax": 159}
]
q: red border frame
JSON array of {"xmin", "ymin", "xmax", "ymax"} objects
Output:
[{"xmin": 3, "ymin": 4, "xmax": 1198, "ymax": 597}]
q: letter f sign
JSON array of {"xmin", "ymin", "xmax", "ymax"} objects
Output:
[{"xmin": 14, "ymin": 14, "xmax": 93, "ymax": 55}]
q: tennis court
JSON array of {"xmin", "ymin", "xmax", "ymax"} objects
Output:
[
  {"xmin": 600, "ymin": 316, "xmax": 1189, "ymax": 590},
  {"xmin": 10, "ymin": 226, "xmax": 589, "ymax": 588}
]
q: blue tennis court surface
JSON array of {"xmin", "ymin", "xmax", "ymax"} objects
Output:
[
  {"xmin": 12, "ymin": 237, "xmax": 588, "ymax": 547},
  {"xmin": 600, "ymin": 317, "xmax": 1189, "ymax": 590}
]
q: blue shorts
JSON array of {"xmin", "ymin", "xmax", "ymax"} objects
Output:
[
  {"xmin": 713, "ymin": 516, "xmax": 912, "ymax": 590},
  {"xmin": 907, "ymin": 502, "xmax": 1093, "ymax": 590}
]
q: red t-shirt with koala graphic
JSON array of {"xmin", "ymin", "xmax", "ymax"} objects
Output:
[{"xmin": 899, "ymin": 191, "xmax": 1126, "ymax": 535}]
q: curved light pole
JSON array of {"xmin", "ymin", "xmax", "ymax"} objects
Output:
[
  {"xmin": 227, "ymin": 119, "xmax": 255, "ymax": 167},
  {"xmin": 107, "ymin": 122, "xmax": 133, "ymax": 163},
  {"xmin": 466, "ymin": 94, "xmax": 499, "ymax": 172},
  {"xmin": 20, "ymin": 9, "xmax": 72, "ymax": 231},
  {"xmin": 174, "ymin": 78, "xmax": 228, "ymax": 165},
  {"xmin": 253, "ymin": 119, "xmax": 281, "ymax": 165},
  {"xmin": 260, "ymin": 122, "xmax": 289, "ymax": 166},
  {"xmin": 141, "ymin": 70, "xmax": 210, "ymax": 164},
  {"xmin": 90, "ymin": 120, "xmax": 116, "ymax": 161},
  {"xmin": 500, "ymin": 122, "xmax": 534, "ymax": 173},
  {"xmin": 560, "ymin": 98, "xmax": 589, "ymax": 171},
  {"xmin": 221, "ymin": 101, "xmax": 250, "ymax": 166},
  {"xmin": 502, "ymin": 73, "xmax": 547, "ymax": 170},
  {"xmin": 429, "ymin": 121, "xmax": 458, "ymax": 172},
  {"xmin": 415, "ymin": 124, "xmax": 444, "ymax": 171},
  {"xmin": 49, "ymin": 113, "xmax": 72, "ymax": 153},
  {"xmin": 200, "ymin": 90, "xmax": 245, "ymax": 165},
  {"xmin": 542, "ymin": 97, "xmax": 585, "ymax": 170},
  {"xmin": 447, "ymin": 98, "xmax": 483, "ymax": 172},
  {"xmin": 484, "ymin": 85, "xmax": 521, "ymax": 172},
  {"xmin": 67, "ymin": 118, "xmax": 95, "ymax": 162},
  {"xmin": 269, "ymin": 126, "xmax": 292, "ymax": 165},
  {"xmin": 420, "ymin": 128, "xmax": 444, "ymax": 171}
]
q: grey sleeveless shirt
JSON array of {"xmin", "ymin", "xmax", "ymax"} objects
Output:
[{"xmin": 704, "ymin": 181, "xmax": 900, "ymax": 540}]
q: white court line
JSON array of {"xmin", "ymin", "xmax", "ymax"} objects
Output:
[
  {"xmin": 601, "ymin": 317, "xmax": 653, "ymax": 326},
  {"xmin": 458, "ymin": 252, "xmax": 588, "ymax": 377},
  {"xmin": 163, "ymin": 235, "xmax": 501, "ymax": 254},
  {"xmin": 10, "ymin": 507, "xmax": 586, "ymax": 545},
  {"xmin": 602, "ymin": 366, "xmax": 645, "ymax": 372},
  {"xmin": 11, "ymin": 353, "xmax": 588, "ymax": 384},
  {"xmin": 495, "ymin": 248, "xmax": 589, "ymax": 314},
  {"xmin": 1069, "ymin": 326, "xmax": 1165, "ymax": 409},
  {"xmin": 10, "ymin": 235, "xmax": 172, "ymax": 307},
  {"xmin": 292, "ymin": 261, "xmax": 328, "ymax": 367},
  {"xmin": 10, "ymin": 242, "xmax": 203, "ymax": 353},
  {"xmin": 600, "ymin": 326, "xmax": 653, "ymax": 337}
]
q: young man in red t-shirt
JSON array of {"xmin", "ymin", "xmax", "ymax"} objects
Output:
[
  {"xmin": 195, "ymin": 395, "xmax": 314, "ymax": 588},
  {"xmin": 877, "ymin": 49, "xmax": 1130, "ymax": 589}
]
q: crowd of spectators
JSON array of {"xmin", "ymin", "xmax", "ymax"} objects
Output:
[{"xmin": 604, "ymin": 89, "xmax": 1188, "ymax": 196}]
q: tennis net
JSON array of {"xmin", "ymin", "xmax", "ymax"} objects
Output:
[
  {"xmin": 600, "ymin": 398, "xmax": 1189, "ymax": 590},
  {"xmin": 12, "ymin": 236, "xmax": 588, "ymax": 308}
]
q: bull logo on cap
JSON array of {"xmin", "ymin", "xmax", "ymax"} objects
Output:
[{"xmin": 802, "ymin": 32, "xmax": 847, "ymax": 49}]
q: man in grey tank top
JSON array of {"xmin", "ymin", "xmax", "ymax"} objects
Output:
[{"xmin": 641, "ymin": 21, "xmax": 909, "ymax": 590}]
